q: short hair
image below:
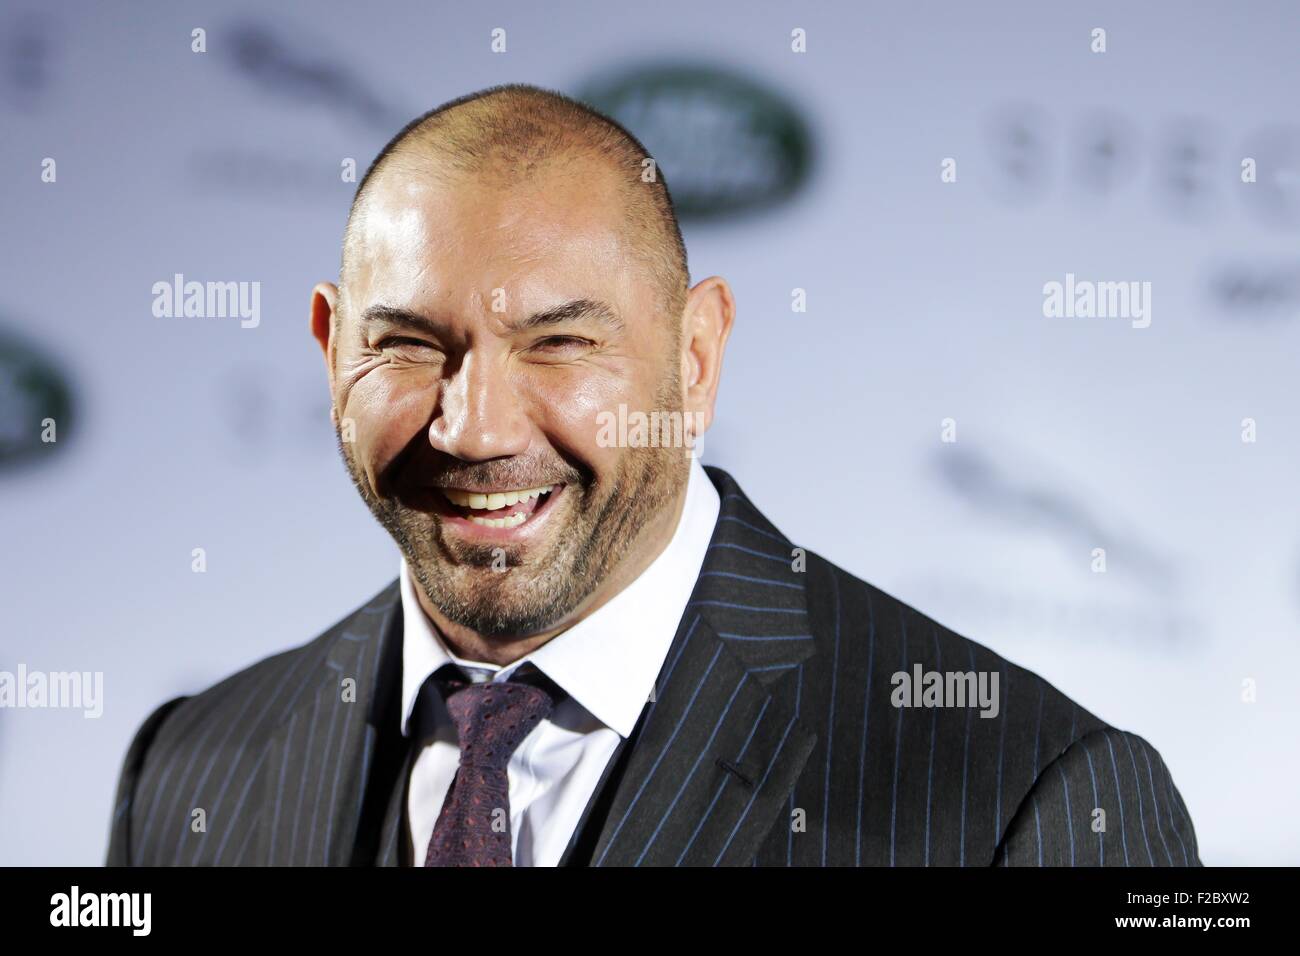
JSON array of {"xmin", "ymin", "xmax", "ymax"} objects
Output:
[{"xmin": 340, "ymin": 83, "xmax": 689, "ymax": 326}]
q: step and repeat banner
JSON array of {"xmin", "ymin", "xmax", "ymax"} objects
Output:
[{"xmin": 1, "ymin": 0, "xmax": 1297, "ymax": 865}]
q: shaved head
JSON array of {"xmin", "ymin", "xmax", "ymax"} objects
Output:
[{"xmin": 340, "ymin": 83, "xmax": 689, "ymax": 327}]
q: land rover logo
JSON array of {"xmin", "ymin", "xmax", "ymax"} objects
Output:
[
  {"xmin": 580, "ymin": 64, "xmax": 814, "ymax": 219},
  {"xmin": 0, "ymin": 325, "xmax": 74, "ymax": 469}
]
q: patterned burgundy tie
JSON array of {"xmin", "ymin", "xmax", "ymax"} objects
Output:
[{"xmin": 423, "ymin": 675, "xmax": 555, "ymax": 867}]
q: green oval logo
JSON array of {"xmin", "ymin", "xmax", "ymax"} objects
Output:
[
  {"xmin": 580, "ymin": 63, "xmax": 815, "ymax": 220},
  {"xmin": 0, "ymin": 325, "xmax": 75, "ymax": 469}
]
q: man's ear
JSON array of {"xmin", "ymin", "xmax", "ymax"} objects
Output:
[
  {"xmin": 310, "ymin": 282, "xmax": 340, "ymax": 423},
  {"xmin": 679, "ymin": 275, "xmax": 736, "ymax": 438}
]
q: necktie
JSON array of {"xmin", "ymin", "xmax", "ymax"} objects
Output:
[{"xmin": 423, "ymin": 674, "xmax": 556, "ymax": 867}]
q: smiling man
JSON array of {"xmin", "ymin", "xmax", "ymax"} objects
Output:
[{"xmin": 107, "ymin": 84, "xmax": 1200, "ymax": 867}]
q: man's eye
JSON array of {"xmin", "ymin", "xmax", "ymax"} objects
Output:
[
  {"xmin": 377, "ymin": 336, "xmax": 435, "ymax": 352},
  {"xmin": 532, "ymin": 336, "xmax": 593, "ymax": 351}
]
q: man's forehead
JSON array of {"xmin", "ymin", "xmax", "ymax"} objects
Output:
[
  {"xmin": 358, "ymin": 158, "xmax": 626, "ymax": 260},
  {"xmin": 349, "ymin": 162, "xmax": 637, "ymax": 300}
]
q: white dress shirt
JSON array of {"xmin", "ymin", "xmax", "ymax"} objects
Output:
[{"xmin": 399, "ymin": 455, "xmax": 720, "ymax": 866}]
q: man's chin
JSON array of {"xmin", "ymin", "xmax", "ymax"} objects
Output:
[
  {"xmin": 426, "ymin": 589, "xmax": 575, "ymax": 640},
  {"xmin": 410, "ymin": 558, "xmax": 587, "ymax": 639}
]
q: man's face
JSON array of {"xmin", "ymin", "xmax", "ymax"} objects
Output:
[{"xmin": 326, "ymin": 159, "xmax": 688, "ymax": 639}]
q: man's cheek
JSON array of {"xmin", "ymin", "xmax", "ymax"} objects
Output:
[
  {"xmin": 542, "ymin": 374, "xmax": 635, "ymax": 446},
  {"xmin": 537, "ymin": 407, "xmax": 616, "ymax": 495},
  {"xmin": 347, "ymin": 375, "xmax": 437, "ymax": 474}
]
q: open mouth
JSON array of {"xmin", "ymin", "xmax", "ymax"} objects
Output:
[{"xmin": 439, "ymin": 484, "xmax": 560, "ymax": 529}]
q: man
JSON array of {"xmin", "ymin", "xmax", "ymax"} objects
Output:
[{"xmin": 107, "ymin": 84, "xmax": 1200, "ymax": 867}]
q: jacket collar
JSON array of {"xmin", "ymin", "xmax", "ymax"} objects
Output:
[
  {"xmin": 256, "ymin": 583, "xmax": 402, "ymax": 866},
  {"xmin": 586, "ymin": 465, "xmax": 819, "ymax": 865}
]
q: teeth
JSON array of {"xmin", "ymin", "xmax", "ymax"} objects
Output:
[
  {"xmin": 443, "ymin": 484, "xmax": 554, "ymax": 509},
  {"xmin": 467, "ymin": 511, "xmax": 528, "ymax": 529}
]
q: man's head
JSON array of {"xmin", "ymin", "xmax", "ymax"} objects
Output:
[{"xmin": 310, "ymin": 84, "xmax": 734, "ymax": 660}]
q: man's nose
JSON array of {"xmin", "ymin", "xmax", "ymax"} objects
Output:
[{"xmin": 427, "ymin": 352, "xmax": 531, "ymax": 462}]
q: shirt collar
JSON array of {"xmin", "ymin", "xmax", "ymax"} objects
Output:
[{"xmin": 399, "ymin": 455, "xmax": 720, "ymax": 739}]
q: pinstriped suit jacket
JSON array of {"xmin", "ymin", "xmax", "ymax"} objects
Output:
[{"xmin": 106, "ymin": 466, "xmax": 1201, "ymax": 866}]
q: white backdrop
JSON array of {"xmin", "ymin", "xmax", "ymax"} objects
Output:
[{"xmin": 1, "ymin": 0, "xmax": 1297, "ymax": 865}]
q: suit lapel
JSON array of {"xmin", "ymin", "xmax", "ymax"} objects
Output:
[
  {"xmin": 374, "ymin": 742, "xmax": 415, "ymax": 866},
  {"xmin": 589, "ymin": 467, "xmax": 820, "ymax": 866},
  {"xmin": 257, "ymin": 583, "xmax": 401, "ymax": 866}
]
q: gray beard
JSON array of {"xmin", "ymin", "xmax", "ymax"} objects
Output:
[{"xmin": 337, "ymin": 415, "xmax": 687, "ymax": 640}]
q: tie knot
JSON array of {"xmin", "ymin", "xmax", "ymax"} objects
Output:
[{"xmin": 441, "ymin": 679, "xmax": 554, "ymax": 770}]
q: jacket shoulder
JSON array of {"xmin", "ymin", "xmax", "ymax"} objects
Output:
[
  {"xmin": 995, "ymin": 726, "xmax": 1202, "ymax": 866},
  {"xmin": 804, "ymin": 549, "xmax": 1107, "ymax": 732},
  {"xmin": 106, "ymin": 580, "xmax": 399, "ymax": 865},
  {"xmin": 802, "ymin": 550, "xmax": 1129, "ymax": 862},
  {"xmin": 106, "ymin": 694, "xmax": 188, "ymax": 865}
]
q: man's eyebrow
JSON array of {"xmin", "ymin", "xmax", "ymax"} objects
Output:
[
  {"xmin": 509, "ymin": 298, "xmax": 624, "ymax": 333},
  {"xmin": 359, "ymin": 305, "xmax": 443, "ymax": 337},
  {"xmin": 358, "ymin": 299, "xmax": 624, "ymax": 335}
]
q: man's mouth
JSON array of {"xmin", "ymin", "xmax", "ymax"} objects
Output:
[{"xmin": 440, "ymin": 484, "xmax": 559, "ymax": 529}]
